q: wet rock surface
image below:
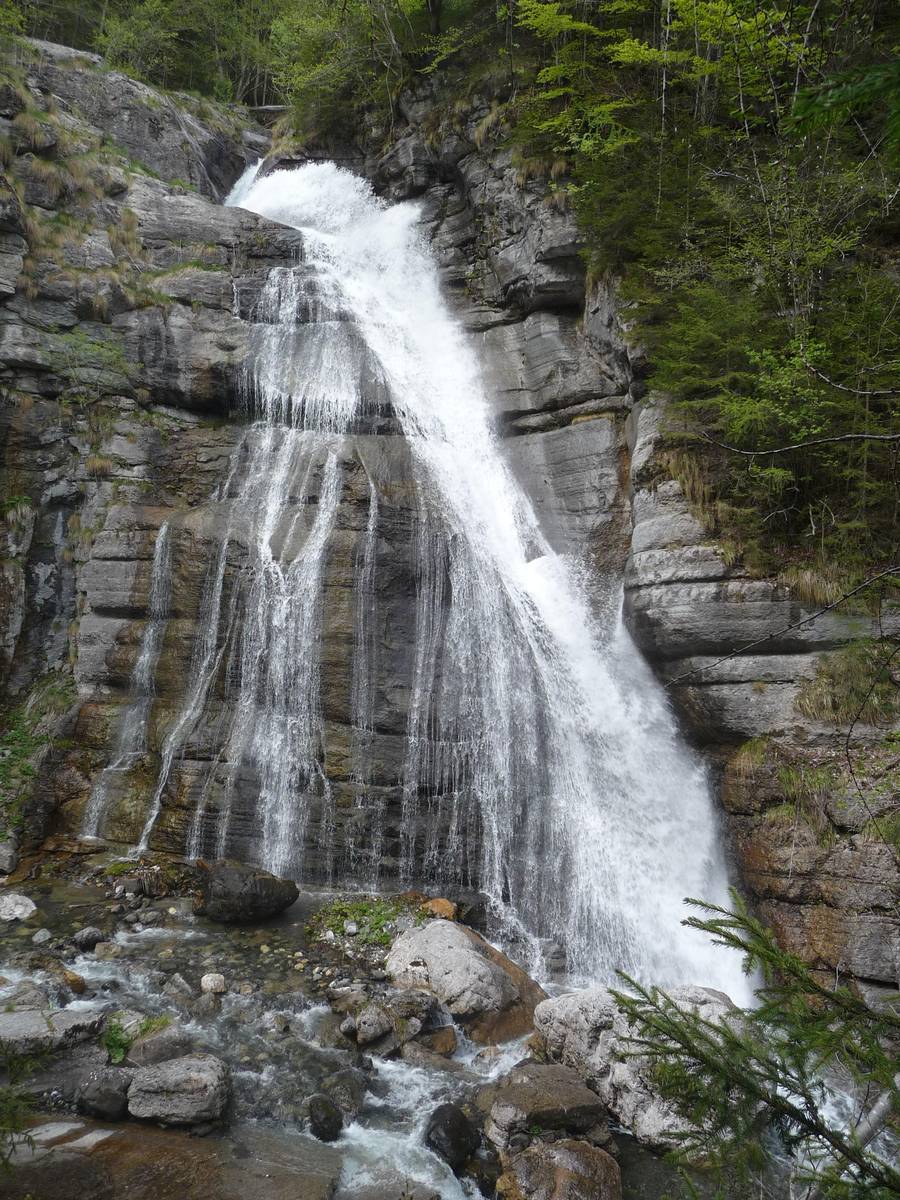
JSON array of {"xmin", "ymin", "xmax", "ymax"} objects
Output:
[
  {"xmin": 496, "ymin": 1138, "xmax": 622, "ymax": 1200},
  {"xmin": 0, "ymin": 1117, "xmax": 342, "ymax": 1200},
  {"xmin": 386, "ymin": 920, "xmax": 547, "ymax": 1043},
  {"xmin": 534, "ymin": 986, "xmax": 737, "ymax": 1150},
  {"xmin": 307, "ymin": 1092, "xmax": 343, "ymax": 1142},
  {"xmin": 194, "ymin": 860, "xmax": 299, "ymax": 923},
  {"xmin": 480, "ymin": 1061, "xmax": 610, "ymax": 1154},
  {"xmin": 425, "ymin": 1102, "xmax": 481, "ymax": 1174}
]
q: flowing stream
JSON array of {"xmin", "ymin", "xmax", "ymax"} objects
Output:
[{"xmin": 88, "ymin": 161, "xmax": 750, "ymax": 1001}]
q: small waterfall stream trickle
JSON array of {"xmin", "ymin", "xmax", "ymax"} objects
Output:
[
  {"xmin": 91, "ymin": 161, "xmax": 750, "ymax": 999},
  {"xmin": 83, "ymin": 522, "xmax": 171, "ymax": 839}
]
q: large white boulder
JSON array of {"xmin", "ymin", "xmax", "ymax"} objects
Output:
[
  {"xmin": 127, "ymin": 1053, "xmax": 230, "ymax": 1125},
  {"xmin": 0, "ymin": 892, "xmax": 36, "ymax": 921},
  {"xmin": 534, "ymin": 985, "xmax": 737, "ymax": 1149},
  {"xmin": 385, "ymin": 920, "xmax": 546, "ymax": 1043}
]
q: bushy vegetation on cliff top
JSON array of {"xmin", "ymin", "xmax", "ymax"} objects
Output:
[{"xmin": 3, "ymin": 0, "xmax": 899, "ymax": 586}]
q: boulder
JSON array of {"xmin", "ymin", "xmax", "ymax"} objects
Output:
[
  {"xmin": 534, "ymin": 986, "xmax": 737, "ymax": 1149},
  {"xmin": 76, "ymin": 1067, "xmax": 133, "ymax": 1120},
  {"xmin": 308, "ymin": 1092, "xmax": 343, "ymax": 1142},
  {"xmin": 0, "ymin": 1007, "xmax": 104, "ymax": 1055},
  {"xmin": 422, "ymin": 898, "xmax": 457, "ymax": 920},
  {"xmin": 355, "ymin": 1001, "xmax": 393, "ymax": 1046},
  {"xmin": 127, "ymin": 1054, "xmax": 230, "ymax": 1125},
  {"xmin": 5, "ymin": 979, "xmax": 49, "ymax": 1010},
  {"xmin": 425, "ymin": 1102, "xmax": 480, "ymax": 1174},
  {"xmin": 0, "ymin": 839, "xmax": 19, "ymax": 874},
  {"xmin": 193, "ymin": 859, "xmax": 298, "ymax": 923},
  {"xmin": 126, "ymin": 1022, "xmax": 193, "ymax": 1067},
  {"xmin": 496, "ymin": 1139, "xmax": 622, "ymax": 1200},
  {"xmin": 200, "ymin": 972, "xmax": 226, "ymax": 994},
  {"xmin": 0, "ymin": 892, "xmax": 37, "ymax": 921},
  {"xmin": 63, "ymin": 970, "xmax": 87, "ymax": 995},
  {"xmin": 481, "ymin": 1062, "xmax": 610, "ymax": 1154},
  {"xmin": 386, "ymin": 921, "xmax": 547, "ymax": 1043},
  {"xmin": 72, "ymin": 925, "xmax": 104, "ymax": 951},
  {"xmin": 322, "ymin": 1066, "xmax": 369, "ymax": 1120},
  {"xmin": 345, "ymin": 987, "xmax": 455, "ymax": 1057}
]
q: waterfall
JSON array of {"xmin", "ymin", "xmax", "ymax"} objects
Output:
[
  {"xmin": 348, "ymin": 474, "xmax": 381, "ymax": 884},
  {"xmin": 133, "ymin": 162, "xmax": 748, "ymax": 997},
  {"xmin": 82, "ymin": 522, "xmax": 171, "ymax": 838}
]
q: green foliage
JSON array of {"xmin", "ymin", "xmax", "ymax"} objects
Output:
[
  {"xmin": 796, "ymin": 641, "xmax": 900, "ymax": 725},
  {"xmin": 0, "ymin": 717, "xmax": 43, "ymax": 838},
  {"xmin": 137, "ymin": 1013, "xmax": 171, "ymax": 1037},
  {"xmin": 0, "ymin": 0, "xmax": 22, "ymax": 44},
  {"xmin": 104, "ymin": 859, "xmax": 137, "ymax": 877},
  {"xmin": 102, "ymin": 1017, "xmax": 132, "ymax": 1064},
  {"xmin": 0, "ymin": 495, "xmax": 31, "ymax": 520},
  {"xmin": 97, "ymin": 0, "xmax": 182, "ymax": 82},
  {"xmin": 0, "ymin": 1042, "xmax": 34, "ymax": 1171},
  {"xmin": 56, "ymin": 327, "xmax": 135, "ymax": 404},
  {"xmin": 614, "ymin": 895, "xmax": 900, "ymax": 1199},
  {"xmin": 514, "ymin": 0, "xmax": 900, "ymax": 579},
  {"xmin": 306, "ymin": 895, "xmax": 420, "ymax": 947},
  {"xmin": 0, "ymin": 674, "xmax": 73, "ymax": 840}
]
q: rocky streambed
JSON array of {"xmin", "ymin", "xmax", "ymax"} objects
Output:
[{"xmin": 0, "ymin": 848, "xmax": 717, "ymax": 1200}]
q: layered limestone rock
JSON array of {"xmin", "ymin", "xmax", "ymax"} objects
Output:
[
  {"xmin": 1, "ymin": 44, "xmax": 896, "ymax": 997},
  {"xmin": 624, "ymin": 394, "xmax": 900, "ymax": 992}
]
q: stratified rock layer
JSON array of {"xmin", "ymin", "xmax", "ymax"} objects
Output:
[{"xmin": 1, "ymin": 41, "xmax": 896, "ymax": 995}]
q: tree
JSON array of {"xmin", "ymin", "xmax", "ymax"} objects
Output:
[
  {"xmin": 614, "ymin": 896, "xmax": 900, "ymax": 1200},
  {"xmin": 513, "ymin": 0, "xmax": 900, "ymax": 583}
]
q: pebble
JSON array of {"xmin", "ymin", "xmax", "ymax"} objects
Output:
[
  {"xmin": 343, "ymin": 921, "xmax": 358, "ymax": 936},
  {"xmin": 323, "ymin": 929, "xmax": 336, "ymax": 943},
  {"xmin": 200, "ymin": 972, "xmax": 226, "ymax": 995},
  {"xmin": 32, "ymin": 928, "xmax": 52, "ymax": 945}
]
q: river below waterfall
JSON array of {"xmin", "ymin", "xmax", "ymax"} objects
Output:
[{"xmin": 0, "ymin": 869, "xmax": 696, "ymax": 1200}]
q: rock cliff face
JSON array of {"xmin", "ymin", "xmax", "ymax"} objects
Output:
[{"xmin": 1, "ymin": 44, "xmax": 896, "ymax": 997}]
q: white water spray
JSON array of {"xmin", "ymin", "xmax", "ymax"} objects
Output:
[{"xmin": 138, "ymin": 161, "xmax": 749, "ymax": 998}]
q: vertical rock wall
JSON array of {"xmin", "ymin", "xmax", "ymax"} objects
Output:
[{"xmin": 1, "ymin": 46, "xmax": 896, "ymax": 997}]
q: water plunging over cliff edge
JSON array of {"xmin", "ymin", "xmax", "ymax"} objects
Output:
[{"xmin": 96, "ymin": 161, "xmax": 749, "ymax": 999}]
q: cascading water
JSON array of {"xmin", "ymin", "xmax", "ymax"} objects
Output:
[
  {"xmin": 83, "ymin": 522, "xmax": 171, "ymax": 839},
  {"xmin": 117, "ymin": 160, "xmax": 749, "ymax": 998}
]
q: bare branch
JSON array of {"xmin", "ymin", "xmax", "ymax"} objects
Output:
[
  {"xmin": 663, "ymin": 565, "xmax": 900, "ymax": 688},
  {"xmin": 700, "ymin": 431, "xmax": 900, "ymax": 457},
  {"xmin": 802, "ymin": 359, "xmax": 900, "ymax": 398}
]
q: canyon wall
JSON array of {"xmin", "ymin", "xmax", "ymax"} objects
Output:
[{"xmin": 1, "ymin": 43, "xmax": 896, "ymax": 996}]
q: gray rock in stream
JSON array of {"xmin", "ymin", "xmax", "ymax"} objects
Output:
[
  {"xmin": 194, "ymin": 859, "xmax": 299, "ymax": 923},
  {"xmin": 76, "ymin": 1066, "xmax": 134, "ymax": 1120},
  {"xmin": 307, "ymin": 1092, "xmax": 343, "ymax": 1142},
  {"xmin": 386, "ymin": 920, "xmax": 546, "ymax": 1043},
  {"xmin": 72, "ymin": 925, "xmax": 104, "ymax": 952},
  {"xmin": 534, "ymin": 985, "xmax": 737, "ymax": 1151},
  {"xmin": 127, "ymin": 1054, "xmax": 230, "ymax": 1125},
  {"xmin": 0, "ymin": 1007, "xmax": 104, "ymax": 1055}
]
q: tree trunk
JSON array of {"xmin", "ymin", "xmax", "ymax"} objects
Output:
[{"xmin": 426, "ymin": 0, "xmax": 441, "ymax": 36}]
